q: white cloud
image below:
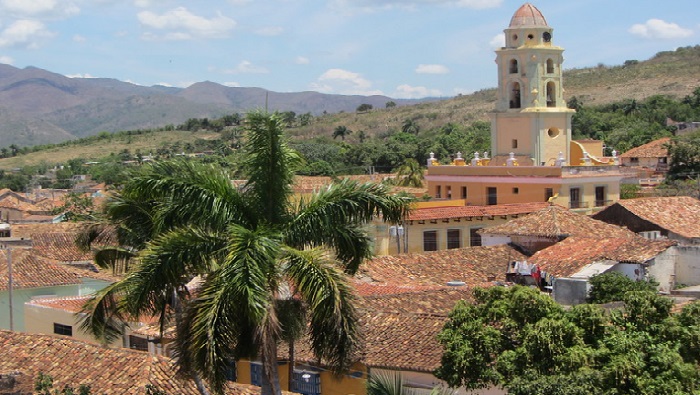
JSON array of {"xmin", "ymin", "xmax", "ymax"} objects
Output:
[
  {"xmin": 255, "ymin": 26, "xmax": 283, "ymax": 36},
  {"xmin": 489, "ymin": 33, "xmax": 504, "ymax": 48},
  {"xmin": 223, "ymin": 81, "xmax": 241, "ymax": 87},
  {"xmin": 310, "ymin": 68, "xmax": 383, "ymax": 95},
  {"xmin": 415, "ymin": 64, "xmax": 449, "ymax": 74},
  {"xmin": 65, "ymin": 73, "xmax": 96, "ymax": 78},
  {"xmin": 393, "ymin": 84, "xmax": 443, "ymax": 99},
  {"xmin": 224, "ymin": 60, "xmax": 268, "ymax": 74},
  {"xmin": 629, "ymin": 19, "xmax": 693, "ymax": 39},
  {"xmin": 0, "ymin": 55, "xmax": 13, "ymax": 64},
  {"xmin": 331, "ymin": 0, "xmax": 501, "ymax": 12},
  {"xmin": 0, "ymin": 20, "xmax": 55, "ymax": 49},
  {"xmin": 73, "ymin": 34, "xmax": 86, "ymax": 42},
  {"xmin": 0, "ymin": 0, "xmax": 79, "ymax": 18},
  {"xmin": 137, "ymin": 7, "xmax": 236, "ymax": 40},
  {"xmin": 295, "ymin": 56, "xmax": 310, "ymax": 65}
]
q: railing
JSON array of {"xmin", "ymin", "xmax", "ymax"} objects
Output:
[
  {"xmin": 569, "ymin": 201, "xmax": 589, "ymax": 209},
  {"xmin": 594, "ymin": 199, "xmax": 613, "ymax": 207}
]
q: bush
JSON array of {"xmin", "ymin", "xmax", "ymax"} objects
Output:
[{"xmin": 587, "ymin": 272, "xmax": 657, "ymax": 304}]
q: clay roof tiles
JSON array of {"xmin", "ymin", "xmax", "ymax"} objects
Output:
[
  {"xmin": 529, "ymin": 236, "xmax": 676, "ymax": 277},
  {"xmin": 608, "ymin": 196, "xmax": 700, "ymax": 239},
  {"xmin": 480, "ymin": 204, "xmax": 636, "ymax": 239},
  {"xmin": 0, "ymin": 250, "xmax": 81, "ymax": 291},
  {"xmin": 408, "ymin": 202, "xmax": 549, "ymax": 221},
  {"xmin": 0, "ymin": 330, "xmax": 273, "ymax": 395},
  {"xmin": 619, "ymin": 137, "xmax": 670, "ymax": 158}
]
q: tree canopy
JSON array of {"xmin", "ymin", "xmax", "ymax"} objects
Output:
[{"xmin": 435, "ymin": 285, "xmax": 700, "ymax": 394}]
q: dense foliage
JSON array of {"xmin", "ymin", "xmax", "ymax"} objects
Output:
[
  {"xmin": 435, "ymin": 286, "xmax": 700, "ymax": 394},
  {"xmin": 587, "ymin": 272, "xmax": 658, "ymax": 304}
]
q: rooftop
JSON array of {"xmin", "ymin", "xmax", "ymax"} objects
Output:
[
  {"xmin": 619, "ymin": 137, "xmax": 671, "ymax": 158},
  {"xmin": 408, "ymin": 202, "xmax": 549, "ymax": 221},
  {"xmin": 529, "ymin": 236, "xmax": 676, "ymax": 277},
  {"xmin": 0, "ymin": 250, "xmax": 81, "ymax": 291},
  {"xmin": 509, "ymin": 3, "xmax": 548, "ymax": 28},
  {"xmin": 480, "ymin": 204, "xmax": 636, "ymax": 239}
]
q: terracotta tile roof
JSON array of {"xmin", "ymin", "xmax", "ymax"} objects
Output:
[
  {"xmin": 0, "ymin": 330, "xmax": 272, "ymax": 395},
  {"xmin": 509, "ymin": 2, "xmax": 548, "ymax": 27},
  {"xmin": 360, "ymin": 244, "xmax": 526, "ymax": 287},
  {"xmin": 25, "ymin": 295, "xmax": 89, "ymax": 313},
  {"xmin": 529, "ymin": 236, "xmax": 676, "ymax": 277},
  {"xmin": 480, "ymin": 204, "xmax": 636, "ymax": 239},
  {"xmin": 0, "ymin": 250, "xmax": 81, "ymax": 291},
  {"xmin": 604, "ymin": 196, "xmax": 700, "ymax": 239},
  {"xmin": 619, "ymin": 137, "xmax": 670, "ymax": 158},
  {"xmin": 351, "ymin": 282, "xmax": 440, "ymax": 297},
  {"xmin": 10, "ymin": 222, "xmax": 86, "ymax": 238},
  {"xmin": 408, "ymin": 202, "xmax": 549, "ymax": 221},
  {"xmin": 292, "ymin": 175, "xmax": 393, "ymax": 193},
  {"xmin": 31, "ymin": 232, "xmax": 95, "ymax": 262},
  {"xmin": 358, "ymin": 287, "xmax": 472, "ymax": 315}
]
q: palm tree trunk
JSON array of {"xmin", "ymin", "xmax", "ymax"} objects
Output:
[
  {"xmin": 288, "ymin": 341, "xmax": 295, "ymax": 392},
  {"xmin": 173, "ymin": 290, "xmax": 211, "ymax": 395},
  {"xmin": 261, "ymin": 340, "xmax": 282, "ymax": 395}
]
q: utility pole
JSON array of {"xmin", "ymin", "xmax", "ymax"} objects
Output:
[{"xmin": 2, "ymin": 237, "xmax": 33, "ymax": 331}]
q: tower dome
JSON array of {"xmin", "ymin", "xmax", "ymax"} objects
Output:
[{"xmin": 509, "ymin": 3, "xmax": 548, "ymax": 28}]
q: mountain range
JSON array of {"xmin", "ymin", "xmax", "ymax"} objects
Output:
[{"xmin": 0, "ymin": 64, "xmax": 420, "ymax": 148}]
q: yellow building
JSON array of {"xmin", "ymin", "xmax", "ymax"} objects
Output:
[{"xmin": 425, "ymin": 3, "xmax": 623, "ymax": 214}]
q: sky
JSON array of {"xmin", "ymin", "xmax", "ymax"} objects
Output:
[{"xmin": 0, "ymin": 0, "xmax": 697, "ymax": 99}]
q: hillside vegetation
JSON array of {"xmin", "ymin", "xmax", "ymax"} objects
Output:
[{"xmin": 0, "ymin": 45, "xmax": 699, "ymax": 180}]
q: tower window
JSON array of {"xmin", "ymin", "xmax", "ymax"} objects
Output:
[
  {"xmin": 546, "ymin": 58, "xmax": 554, "ymax": 73},
  {"xmin": 546, "ymin": 82, "xmax": 556, "ymax": 107},
  {"xmin": 547, "ymin": 127, "xmax": 560, "ymax": 138},
  {"xmin": 512, "ymin": 139, "xmax": 518, "ymax": 149},
  {"xmin": 461, "ymin": 186, "xmax": 467, "ymax": 199},
  {"xmin": 509, "ymin": 59, "xmax": 518, "ymax": 74},
  {"xmin": 513, "ymin": 187, "xmax": 519, "ymax": 194},
  {"xmin": 543, "ymin": 32, "xmax": 552, "ymax": 43},
  {"xmin": 509, "ymin": 82, "xmax": 521, "ymax": 108},
  {"xmin": 527, "ymin": 34, "xmax": 534, "ymax": 40}
]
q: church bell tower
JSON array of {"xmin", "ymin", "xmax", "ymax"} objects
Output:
[{"xmin": 489, "ymin": 3, "xmax": 574, "ymax": 166}]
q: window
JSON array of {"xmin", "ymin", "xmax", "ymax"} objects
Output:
[
  {"xmin": 461, "ymin": 186, "xmax": 467, "ymax": 199},
  {"xmin": 446, "ymin": 186, "xmax": 452, "ymax": 199},
  {"xmin": 225, "ymin": 360, "xmax": 237, "ymax": 382},
  {"xmin": 251, "ymin": 363, "xmax": 262, "ymax": 386},
  {"xmin": 545, "ymin": 188, "xmax": 554, "ymax": 202},
  {"xmin": 513, "ymin": 187, "xmax": 519, "ymax": 195},
  {"xmin": 595, "ymin": 186, "xmax": 606, "ymax": 207},
  {"xmin": 547, "ymin": 127, "xmax": 560, "ymax": 138},
  {"xmin": 292, "ymin": 371, "xmax": 321, "ymax": 395},
  {"xmin": 509, "ymin": 59, "xmax": 518, "ymax": 74},
  {"xmin": 546, "ymin": 82, "xmax": 556, "ymax": 107},
  {"xmin": 435, "ymin": 185, "xmax": 442, "ymax": 198},
  {"xmin": 53, "ymin": 323, "xmax": 72, "ymax": 337},
  {"xmin": 546, "ymin": 58, "xmax": 554, "ymax": 73},
  {"xmin": 487, "ymin": 187, "xmax": 498, "ymax": 205},
  {"xmin": 512, "ymin": 139, "xmax": 518, "ymax": 149},
  {"xmin": 129, "ymin": 335, "xmax": 148, "ymax": 352},
  {"xmin": 510, "ymin": 82, "xmax": 521, "ymax": 108},
  {"xmin": 569, "ymin": 187, "xmax": 582, "ymax": 209},
  {"xmin": 470, "ymin": 228, "xmax": 482, "ymax": 247},
  {"xmin": 630, "ymin": 157, "xmax": 639, "ymax": 164},
  {"xmin": 447, "ymin": 229, "xmax": 461, "ymax": 249},
  {"xmin": 423, "ymin": 231, "xmax": 438, "ymax": 251}
]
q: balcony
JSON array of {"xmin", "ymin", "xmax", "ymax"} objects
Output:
[
  {"xmin": 569, "ymin": 201, "xmax": 589, "ymax": 209},
  {"xmin": 594, "ymin": 199, "xmax": 613, "ymax": 207}
]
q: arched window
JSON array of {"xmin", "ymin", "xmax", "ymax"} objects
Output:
[
  {"xmin": 546, "ymin": 81, "xmax": 555, "ymax": 107},
  {"xmin": 509, "ymin": 59, "xmax": 518, "ymax": 74},
  {"xmin": 510, "ymin": 82, "xmax": 521, "ymax": 109},
  {"xmin": 546, "ymin": 59, "xmax": 554, "ymax": 74}
]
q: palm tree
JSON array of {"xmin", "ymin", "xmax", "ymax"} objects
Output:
[
  {"xmin": 79, "ymin": 111, "xmax": 412, "ymax": 395},
  {"xmin": 394, "ymin": 159, "xmax": 424, "ymax": 188},
  {"xmin": 401, "ymin": 119, "xmax": 419, "ymax": 135},
  {"xmin": 333, "ymin": 125, "xmax": 352, "ymax": 140}
]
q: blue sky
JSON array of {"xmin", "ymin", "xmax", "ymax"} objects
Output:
[{"xmin": 0, "ymin": 0, "xmax": 697, "ymax": 99}]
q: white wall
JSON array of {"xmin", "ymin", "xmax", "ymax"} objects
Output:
[{"xmin": 675, "ymin": 246, "xmax": 700, "ymax": 286}]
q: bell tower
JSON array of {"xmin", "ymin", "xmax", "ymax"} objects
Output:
[{"xmin": 489, "ymin": 3, "xmax": 574, "ymax": 166}]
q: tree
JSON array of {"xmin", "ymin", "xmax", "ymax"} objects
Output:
[
  {"xmin": 356, "ymin": 103, "xmax": 373, "ymax": 113},
  {"xmin": 667, "ymin": 131, "xmax": 700, "ymax": 180},
  {"xmin": 587, "ymin": 272, "xmax": 657, "ymax": 304},
  {"xmin": 333, "ymin": 125, "xmax": 352, "ymax": 140},
  {"xmin": 80, "ymin": 111, "xmax": 412, "ymax": 395},
  {"xmin": 401, "ymin": 119, "xmax": 419, "ymax": 135},
  {"xmin": 393, "ymin": 159, "xmax": 424, "ymax": 188},
  {"xmin": 385, "ymin": 101, "xmax": 396, "ymax": 109},
  {"xmin": 435, "ymin": 285, "xmax": 700, "ymax": 394}
]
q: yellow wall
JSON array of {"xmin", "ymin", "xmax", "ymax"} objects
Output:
[
  {"xmin": 23, "ymin": 304, "xmax": 122, "ymax": 348},
  {"xmin": 404, "ymin": 216, "xmax": 514, "ymax": 253}
]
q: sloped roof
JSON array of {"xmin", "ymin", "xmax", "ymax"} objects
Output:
[
  {"xmin": 619, "ymin": 137, "xmax": 670, "ymax": 158},
  {"xmin": 529, "ymin": 236, "xmax": 676, "ymax": 277},
  {"xmin": 600, "ymin": 196, "xmax": 700, "ymax": 239},
  {"xmin": 358, "ymin": 287, "xmax": 471, "ymax": 315},
  {"xmin": 509, "ymin": 3, "xmax": 548, "ymax": 27},
  {"xmin": 0, "ymin": 250, "xmax": 81, "ymax": 291},
  {"xmin": 10, "ymin": 222, "xmax": 86, "ymax": 238},
  {"xmin": 359, "ymin": 244, "xmax": 526, "ymax": 287},
  {"xmin": 31, "ymin": 232, "xmax": 95, "ymax": 262},
  {"xmin": 25, "ymin": 295, "xmax": 88, "ymax": 313},
  {"xmin": 480, "ymin": 204, "xmax": 635, "ymax": 239},
  {"xmin": 408, "ymin": 202, "xmax": 549, "ymax": 221},
  {"xmin": 0, "ymin": 331, "xmax": 270, "ymax": 395}
]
